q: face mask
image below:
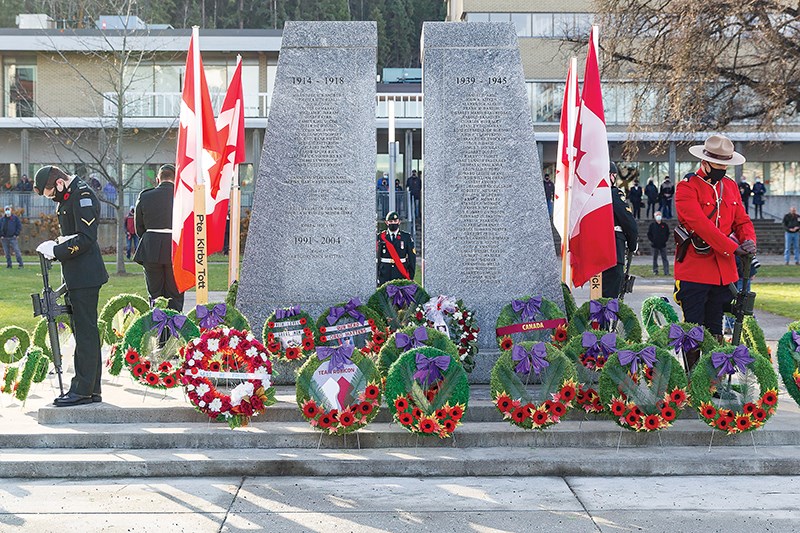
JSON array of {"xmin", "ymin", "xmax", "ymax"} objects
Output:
[
  {"xmin": 706, "ymin": 167, "xmax": 726, "ymax": 184},
  {"xmin": 655, "ymin": 216, "xmax": 662, "ymax": 222},
  {"xmin": 4, "ymin": 209, "xmax": 10, "ymax": 216},
  {"xmin": 52, "ymin": 180, "xmax": 69, "ymax": 202},
  {"xmin": 387, "ymin": 223, "xmax": 400, "ymax": 232}
]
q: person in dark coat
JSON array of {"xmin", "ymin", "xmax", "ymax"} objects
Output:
[
  {"xmin": 602, "ymin": 163, "xmax": 638, "ymax": 298},
  {"xmin": 752, "ymin": 178, "xmax": 766, "ymax": 219},
  {"xmin": 407, "ymin": 170, "xmax": 422, "ymax": 218},
  {"xmin": 134, "ymin": 164, "xmax": 184, "ymax": 312},
  {"xmin": 738, "ymin": 178, "xmax": 752, "ymax": 214},
  {"xmin": 0, "ymin": 205, "xmax": 24, "ymax": 268},
  {"xmin": 33, "ymin": 165, "xmax": 109, "ymax": 407},
  {"xmin": 645, "ymin": 178, "xmax": 659, "ymax": 218},
  {"xmin": 543, "ymin": 173, "xmax": 555, "ymax": 217},
  {"xmin": 376, "ymin": 211, "xmax": 416, "ymax": 286},
  {"xmin": 647, "ymin": 211, "xmax": 670, "ymax": 275},
  {"xmin": 628, "ymin": 179, "xmax": 643, "ymax": 219},
  {"xmin": 659, "ymin": 177, "xmax": 674, "ymax": 219}
]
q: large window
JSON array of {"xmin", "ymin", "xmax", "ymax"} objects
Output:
[
  {"xmin": 5, "ymin": 63, "xmax": 36, "ymax": 117},
  {"xmin": 467, "ymin": 12, "xmax": 594, "ymax": 38}
]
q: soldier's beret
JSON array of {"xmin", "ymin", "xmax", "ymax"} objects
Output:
[{"xmin": 385, "ymin": 211, "xmax": 400, "ymax": 222}]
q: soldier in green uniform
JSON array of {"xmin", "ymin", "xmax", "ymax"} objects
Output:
[
  {"xmin": 376, "ymin": 211, "xmax": 416, "ymax": 286},
  {"xmin": 34, "ymin": 165, "xmax": 109, "ymax": 407},
  {"xmin": 602, "ymin": 162, "xmax": 638, "ymax": 298}
]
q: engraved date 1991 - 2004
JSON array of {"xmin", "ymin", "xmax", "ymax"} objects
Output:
[{"xmin": 293, "ymin": 236, "xmax": 342, "ymax": 245}]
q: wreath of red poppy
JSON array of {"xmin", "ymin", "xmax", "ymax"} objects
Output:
[
  {"xmin": 262, "ymin": 308, "xmax": 317, "ymax": 362},
  {"xmin": 180, "ymin": 327, "xmax": 276, "ymax": 428}
]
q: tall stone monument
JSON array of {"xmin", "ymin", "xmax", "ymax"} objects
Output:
[
  {"xmin": 422, "ymin": 22, "xmax": 563, "ymax": 381},
  {"xmin": 239, "ymin": 21, "xmax": 377, "ymax": 338}
]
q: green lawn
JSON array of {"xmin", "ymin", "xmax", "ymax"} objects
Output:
[
  {"xmin": 629, "ymin": 264, "xmax": 799, "ymax": 279},
  {"xmin": 752, "ymin": 283, "xmax": 800, "ymax": 321}
]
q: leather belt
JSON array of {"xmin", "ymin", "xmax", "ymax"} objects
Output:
[
  {"xmin": 380, "ymin": 257, "xmax": 406, "ymax": 263},
  {"xmin": 146, "ymin": 228, "xmax": 172, "ymax": 233}
]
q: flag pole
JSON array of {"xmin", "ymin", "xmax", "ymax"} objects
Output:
[
  {"xmin": 588, "ymin": 25, "xmax": 603, "ymax": 300},
  {"xmin": 561, "ymin": 56, "xmax": 578, "ymax": 286},
  {"xmin": 227, "ymin": 55, "xmax": 243, "ymax": 288},
  {"xmin": 192, "ymin": 26, "xmax": 209, "ymax": 305}
]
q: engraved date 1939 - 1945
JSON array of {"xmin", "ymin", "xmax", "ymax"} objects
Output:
[{"xmin": 455, "ymin": 76, "xmax": 509, "ymax": 85}]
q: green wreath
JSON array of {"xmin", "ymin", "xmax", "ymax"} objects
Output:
[
  {"xmin": 262, "ymin": 307, "xmax": 317, "ymax": 363},
  {"xmin": 495, "ymin": 296, "xmax": 567, "ymax": 350},
  {"xmin": 32, "ymin": 316, "xmax": 73, "ymax": 359},
  {"xmin": 0, "ymin": 326, "xmax": 30, "ymax": 364},
  {"xmin": 599, "ymin": 344, "xmax": 689, "ymax": 431},
  {"xmin": 378, "ymin": 325, "xmax": 458, "ymax": 376},
  {"xmin": 568, "ymin": 298, "xmax": 642, "ymax": 344},
  {"xmin": 98, "ymin": 294, "xmax": 150, "ymax": 345},
  {"xmin": 649, "ymin": 323, "xmax": 719, "ymax": 370},
  {"xmin": 2, "ymin": 366, "xmax": 18, "ymax": 395},
  {"xmin": 562, "ymin": 330, "xmax": 627, "ymax": 413},
  {"xmin": 776, "ymin": 327, "xmax": 800, "ymax": 408},
  {"xmin": 562, "ymin": 283, "xmax": 578, "ymax": 322},
  {"xmin": 385, "ymin": 346, "xmax": 469, "ymax": 438},
  {"xmin": 690, "ymin": 345, "xmax": 778, "ymax": 435},
  {"xmin": 641, "ymin": 296, "xmax": 680, "ymax": 339},
  {"xmin": 188, "ymin": 302, "xmax": 250, "ymax": 333},
  {"xmin": 315, "ymin": 299, "xmax": 387, "ymax": 356},
  {"xmin": 14, "ymin": 347, "xmax": 49, "ymax": 403},
  {"xmin": 106, "ymin": 342, "xmax": 125, "ymax": 376},
  {"xmin": 295, "ymin": 348, "xmax": 382, "ymax": 435},
  {"xmin": 406, "ymin": 296, "xmax": 480, "ymax": 373},
  {"xmin": 367, "ymin": 280, "xmax": 431, "ymax": 332},
  {"xmin": 122, "ymin": 308, "xmax": 200, "ymax": 390},
  {"xmin": 742, "ymin": 316, "xmax": 770, "ymax": 361},
  {"xmin": 491, "ymin": 342, "xmax": 578, "ymax": 430}
]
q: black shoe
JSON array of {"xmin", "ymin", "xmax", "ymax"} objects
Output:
[
  {"xmin": 53, "ymin": 391, "xmax": 93, "ymax": 407},
  {"xmin": 92, "ymin": 393, "xmax": 102, "ymax": 403}
]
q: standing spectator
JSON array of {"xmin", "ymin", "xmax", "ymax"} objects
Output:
[
  {"xmin": 784, "ymin": 206, "xmax": 800, "ymax": 265},
  {"xmin": 752, "ymin": 177, "xmax": 766, "ymax": 219},
  {"xmin": 14, "ymin": 174, "xmax": 32, "ymax": 192},
  {"xmin": 645, "ymin": 178, "xmax": 659, "ymax": 218},
  {"xmin": 543, "ymin": 173, "xmax": 555, "ymax": 218},
  {"xmin": 628, "ymin": 179, "xmax": 643, "ymax": 219},
  {"xmin": 124, "ymin": 206, "xmax": 137, "ymax": 260},
  {"xmin": 394, "ymin": 178, "xmax": 403, "ymax": 191},
  {"xmin": 659, "ymin": 177, "xmax": 674, "ymax": 219},
  {"xmin": 647, "ymin": 211, "xmax": 670, "ymax": 276},
  {"xmin": 407, "ymin": 170, "xmax": 422, "ymax": 219},
  {"xmin": 0, "ymin": 205, "xmax": 24, "ymax": 268},
  {"xmin": 738, "ymin": 178, "xmax": 752, "ymax": 214},
  {"xmin": 15, "ymin": 174, "xmax": 32, "ymax": 215},
  {"xmin": 88, "ymin": 174, "xmax": 102, "ymax": 192},
  {"xmin": 102, "ymin": 180, "xmax": 117, "ymax": 218}
]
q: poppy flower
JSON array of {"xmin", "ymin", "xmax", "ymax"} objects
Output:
[
  {"xmin": 367, "ymin": 319, "xmax": 376, "ymax": 327},
  {"xmin": 511, "ymin": 406, "xmax": 528, "ymax": 423},
  {"xmin": 132, "ymin": 364, "xmax": 147, "ymax": 377},
  {"xmin": 358, "ymin": 402, "xmax": 373, "ymax": 415},
  {"xmin": 595, "ymin": 355, "xmax": 607, "ymax": 369},
  {"xmin": 660, "ymin": 406, "xmax": 676, "ymax": 421},
  {"xmin": 496, "ymin": 394, "xmax": 513, "ymax": 413},
  {"xmin": 163, "ymin": 375, "xmax": 176, "ymax": 388},
  {"xmin": 553, "ymin": 325, "xmax": 568, "ymax": 343},
  {"xmin": 267, "ymin": 342, "xmax": 281, "ymax": 353},
  {"xmin": 701, "ymin": 404, "xmax": 717, "ymax": 419},
  {"xmin": 364, "ymin": 385, "xmax": 380, "ymax": 399},
  {"xmin": 717, "ymin": 408, "xmax": 732, "ymax": 419},
  {"xmin": 338, "ymin": 410, "xmax": 355, "ymax": 427},
  {"xmin": 544, "ymin": 400, "xmax": 554, "ymax": 411},
  {"xmin": 591, "ymin": 321, "xmax": 600, "ymax": 330},
  {"xmin": 631, "ymin": 405, "xmax": 643, "ymax": 417},
  {"xmin": 267, "ymin": 333, "xmax": 275, "ymax": 342},
  {"xmin": 736, "ymin": 415, "xmax": 752, "ymax": 431},
  {"xmin": 559, "ymin": 384, "xmax": 576, "ymax": 402},
  {"xmin": 412, "ymin": 407, "xmax": 422, "ymax": 419},
  {"xmin": 144, "ymin": 360, "xmax": 151, "ymax": 369},
  {"xmin": 580, "ymin": 354, "xmax": 596, "ymax": 368},
  {"xmin": 394, "ymin": 397, "xmax": 409, "ymax": 412},
  {"xmin": 267, "ymin": 321, "xmax": 275, "ymax": 329},
  {"xmin": 145, "ymin": 372, "xmax": 160, "ymax": 385},
  {"xmin": 285, "ymin": 347, "xmax": 300, "ymax": 360},
  {"xmin": 425, "ymin": 390, "xmax": 436, "ymax": 402},
  {"xmin": 644, "ymin": 415, "xmax": 661, "ymax": 430},
  {"xmin": 550, "ymin": 402, "xmax": 566, "ymax": 417},
  {"xmin": 320, "ymin": 335, "xmax": 328, "ymax": 343},
  {"xmin": 398, "ymin": 413, "xmax": 413, "ymax": 425},
  {"xmin": 670, "ymin": 389, "xmax": 687, "ymax": 404},
  {"xmin": 158, "ymin": 361, "xmax": 172, "ymax": 372},
  {"xmin": 644, "ymin": 367, "xmax": 653, "ymax": 381},
  {"xmin": 611, "ymin": 400, "xmax": 627, "ymax": 417},
  {"xmin": 576, "ymin": 389, "xmax": 586, "ymax": 403},
  {"xmin": 625, "ymin": 412, "xmax": 639, "ymax": 427},
  {"xmin": 318, "ymin": 414, "xmax": 333, "ymax": 428},
  {"xmin": 449, "ymin": 405, "xmax": 464, "ymax": 420},
  {"xmin": 319, "ymin": 326, "xmax": 327, "ymax": 334},
  {"xmin": 442, "ymin": 419, "xmax": 456, "ymax": 433},
  {"xmin": 302, "ymin": 338, "xmax": 314, "ymax": 351},
  {"xmin": 532, "ymin": 409, "xmax": 549, "ymax": 426},
  {"xmin": 209, "ymin": 361, "xmax": 221, "ymax": 372},
  {"xmin": 125, "ymin": 350, "xmax": 139, "ymax": 364},
  {"xmin": 753, "ymin": 408, "xmax": 767, "ymax": 421},
  {"xmin": 373, "ymin": 332, "xmax": 386, "ymax": 345},
  {"xmin": 435, "ymin": 409, "xmax": 447, "ymax": 420},
  {"xmin": 300, "ymin": 317, "xmax": 307, "ymax": 325},
  {"xmin": 303, "ymin": 401, "xmax": 320, "ymax": 418},
  {"xmin": 415, "ymin": 311, "xmax": 424, "ymax": 320},
  {"xmin": 419, "ymin": 417, "xmax": 436, "ymax": 433},
  {"xmin": 761, "ymin": 391, "xmax": 778, "ymax": 406},
  {"xmin": 715, "ymin": 417, "xmax": 731, "ymax": 431},
  {"xmin": 500, "ymin": 337, "xmax": 513, "ymax": 351},
  {"xmin": 743, "ymin": 403, "xmax": 756, "ymax": 414}
]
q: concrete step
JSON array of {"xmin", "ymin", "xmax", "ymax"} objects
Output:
[{"xmin": 2, "ymin": 445, "xmax": 799, "ymax": 478}]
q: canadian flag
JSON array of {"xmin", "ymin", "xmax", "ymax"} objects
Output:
[
  {"xmin": 568, "ymin": 26, "xmax": 616, "ymax": 288},
  {"xmin": 172, "ymin": 29, "xmax": 223, "ymax": 293},
  {"xmin": 207, "ymin": 56, "xmax": 246, "ymax": 255},
  {"xmin": 553, "ymin": 57, "xmax": 579, "ymax": 285}
]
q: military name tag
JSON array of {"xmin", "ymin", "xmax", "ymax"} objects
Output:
[{"xmin": 80, "ymin": 198, "xmax": 93, "ymax": 207}]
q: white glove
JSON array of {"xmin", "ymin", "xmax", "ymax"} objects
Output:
[
  {"xmin": 36, "ymin": 240, "xmax": 57, "ymax": 260},
  {"xmin": 56, "ymin": 234, "xmax": 77, "ymax": 245}
]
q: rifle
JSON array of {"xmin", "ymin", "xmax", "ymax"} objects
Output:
[
  {"xmin": 30, "ymin": 253, "xmax": 71, "ymax": 396},
  {"xmin": 730, "ymin": 254, "xmax": 756, "ymax": 346}
]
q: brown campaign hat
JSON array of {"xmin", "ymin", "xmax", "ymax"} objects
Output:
[{"xmin": 688, "ymin": 134, "xmax": 746, "ymax": 166}]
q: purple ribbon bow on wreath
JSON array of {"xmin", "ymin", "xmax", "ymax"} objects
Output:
[
  {"xmin": 150, "ymin": 308, "xmax": 187, "ymax": 339},
  {"xmin": 512, "ymin": 342, "xmax": 550, "ymax": 376},
  {"xmin": 196, "ymin": 303, "xmax": 227, "ymax": 329},
  {"xmin": 511, "ymin": 297, "xmax": 542, "ymax": 322},
  {"xmin": 317, "ymin": 344, "xmax": 355, "ymax": 373},
  {"xmin": 327, "ymin": 298, "xmax": 365, "ymax": 325},
  {"xmin": 386, "ymin": 284, "xmax": 418, "ymax": 308},
  {"xmin": 668, "ymin": 324, "xmax": 704, "ymax": 354},
  {"xmin": 413, "ymin": 352, "xmax": 450, "ymax": 387},
  {"xmin": 792, "ymin": 331, "xmax": 800, "ymax": 352},
  {"xmin": 711, "ymin": 345, "xmax": 754, "ymax": 378},
  {"xmin": 276, "ymin": 305, "xmax": 300, "ymax": 320},
  {"xmin": 396, "ymin": 326, "xmax": 428, "ymax": 351},
  {"xmin": 582, "ymin": 331, "xmax": 616, "ymax": 358},
  {"xmin": 617, "ymin": 346, "xmax": 657, "ymax": 375},
  {"xmin": 589, "ymin": 299, "xmax": 619, "ymax": 329}
]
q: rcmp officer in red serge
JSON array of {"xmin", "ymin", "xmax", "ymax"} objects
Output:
[
  {"xmin": 33, "ymin": 165, "xmax": 108, "ymax": 407},
  {"xmin": 674, "ymin": 134, "xmax": 756, "ymax": 368},
  {"xmin": 376, "ymin": 211, "xmax": 416, "ymax": 286}
]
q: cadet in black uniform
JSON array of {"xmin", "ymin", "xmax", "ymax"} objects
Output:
[
  {"xmin": 376, "ymin": 211, "xmax": 416, "ymax": 286},
  {"xmin": 134, "ymin": 164, "xmax": 184, "ymax": 312},
  {"xmin": 602, "ymin": 162, "xmax": 638, "ymax": 298},
  {"xmin": 34, "ymin": 165, "xmax": 109, "ymax": 407}
]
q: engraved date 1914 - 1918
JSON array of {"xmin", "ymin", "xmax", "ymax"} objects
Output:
[{"xmin": 291, "ymin": 76, "xmax": 345, "ymax": 85}]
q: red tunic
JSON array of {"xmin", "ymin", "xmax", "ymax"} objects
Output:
[{"xmin": 674, "ymin": 170, "xmax": 756, "ymax": 285}]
